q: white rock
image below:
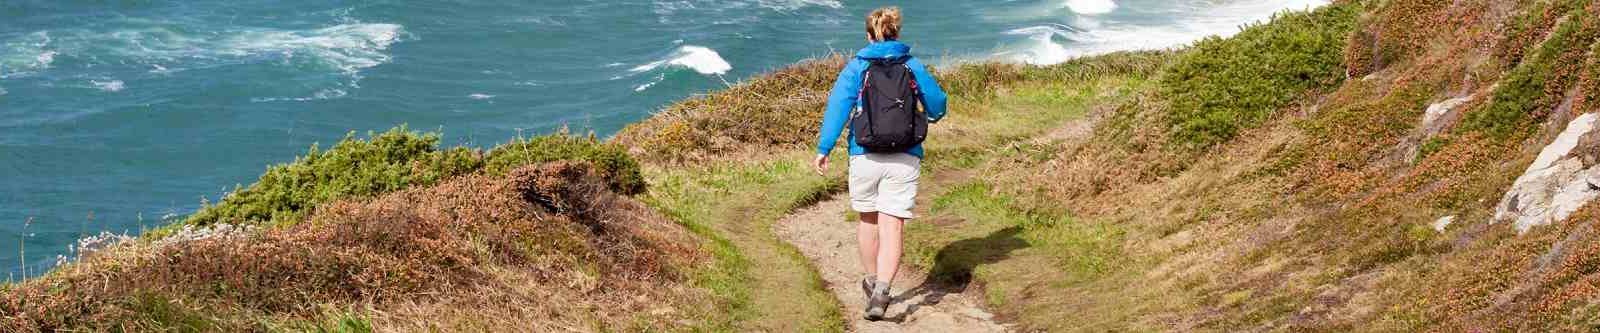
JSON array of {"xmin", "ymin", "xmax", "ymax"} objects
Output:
[
  {"xmin": 1422, "ymin": 97, "xmax": 1473, "ymax": 130},
  {"xmin": 1494, "ymin": 113, "xmax": 1600, "ymax": 233},
  {"xmin": 1431, "ymin": 216, "xmax": 1455, "ymax": 232},
  {"xmin": 1547, "ymin": 169, "xmax": 1600, "ymax": 224},
  {"xmin": 1530, "ymin": 113, "xmax": 1598, "ymax": 172}
]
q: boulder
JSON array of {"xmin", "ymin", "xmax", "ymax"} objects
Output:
[
  {"xmin": 1495, "ymin": 113, "xmax": 1600, "ymax": 232},
  {"xmin": 1421, "ymin": 97, "xmax": 1473, "ymax": 135}
]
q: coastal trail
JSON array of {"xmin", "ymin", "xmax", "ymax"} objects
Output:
[{"xmin": 775, "ymin": 194, "xmax": 1011, "ymax": 332}]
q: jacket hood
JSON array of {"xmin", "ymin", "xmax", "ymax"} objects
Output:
[{"xmin": 856, "ymin": 41, "xmax": 911, "ymax": 59}]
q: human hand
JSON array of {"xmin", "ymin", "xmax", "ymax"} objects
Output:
[{"xmin": 812, "ymin": 154, "xmax": 829, "ymax": 175}]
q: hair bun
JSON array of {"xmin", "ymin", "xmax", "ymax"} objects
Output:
[{"xmin": 867, "ymin": 7, "xmax": 902, "ymax": 42}]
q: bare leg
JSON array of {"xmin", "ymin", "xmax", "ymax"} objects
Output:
[
  {"xmin": 875, "ymin": 212, "xmax": 904, "ymax": 284},
  {"xmin": 857, "ymin": 213, "xmax": 880, "ymax": 278}
]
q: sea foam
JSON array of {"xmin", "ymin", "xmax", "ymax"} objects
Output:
[
  {"xmin": 757, "ymin": 0, "xmax": 843, "ymax": 10},
  {"xmin": 91, "ymin": 79, "xmax": 124, "ymax": 92},
  {"xmin": 1001, "ymin": 25, "xmax": 1077, "ymax": 65},
  {"xmin": 631, "ymin": 45, "xmax": 733, "ymax": 76},
  {"xmin": 226, "ymin": 23, "xmax": 406, "ymax": 75},
  {"xmin": 0, "ymin": 31, "xmax": 56, "ymax": 78},
  {"xmin": 997, "ymin": 0, "xmax": 1329, "ymax": 65},
  {"xmin": 1063, "ymin": 0, "xmax": 1117, "ymax": 15}
]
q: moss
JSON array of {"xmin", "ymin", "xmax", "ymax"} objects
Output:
[{"xmin": 1160, "ymin": 4, "xmax": 1360, "ymax": 149}]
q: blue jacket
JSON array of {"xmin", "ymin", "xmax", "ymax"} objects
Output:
[{"xmin": 816, "ymin": 41, "xmax": 948, "ymax": 159}]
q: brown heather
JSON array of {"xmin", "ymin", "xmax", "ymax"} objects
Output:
[
  {"xmin": 613, "ymin": 55, "xmax": 847, "ymax": 164},
  {"xmin": 937, "ymin": 0, "xmax": 1600, "ymax": 330},
  {"xmin": 0, "ymin": 162, "xmax": 703, "ymax": 331}
]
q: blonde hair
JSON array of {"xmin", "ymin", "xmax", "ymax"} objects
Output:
[{"xmin": 866, "ymin": 7, "xmax": 902, "ymax": 42}]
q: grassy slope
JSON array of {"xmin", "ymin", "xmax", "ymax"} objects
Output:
[
  {"xmin": 641, "ymin": 0, "xmax": 1600, "ymax": 330},
  {"xmin": 617, "ymin": 51, "xmax": 1170, "ymax": 330},
  {"xmin": 0, "ymin": 131, "xmax": 715, "ymax": 332},
  {"xmin": 16, "ymin": 0, "xmax": 1600, "ymax": 330},
  {"xmin": 641, "ymin": 154, "xmax": 845, "ymax": 331},
  {"xmin": 925, "ymin": 0, "xmax": 1600, "ymax": 331}
]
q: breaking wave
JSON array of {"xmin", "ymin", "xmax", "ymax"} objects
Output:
[
  {"xmin": 996, "ymin": 0, "xmax": 1329, "ymax": 65},
  {"xmin": 1063, "ymin": 0, "xmax": 1117, "ymax": 15}
]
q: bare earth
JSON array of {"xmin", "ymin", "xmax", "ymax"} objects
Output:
[{"xmin": 775, "ymin": 195, "xmax": 1011, "ymax": 332}]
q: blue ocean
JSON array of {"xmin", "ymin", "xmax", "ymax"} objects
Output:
[{"xmin": 0, "ymin": 0, "xmax": 1324, "ymax": 277}]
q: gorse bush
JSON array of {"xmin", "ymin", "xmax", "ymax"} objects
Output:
[
  {"xmin": 486, "ymin": 134, "xmax": 645, "ymax": 195},
  {"xmin": 186, "ymin": 126, "xmax": 642, "ymax": 226},
  {"xmin": 1159, "ymin": 4, "xmax": 1359, "ymax": 148},
  {"xmin": 185, "ymin": 127, "xmax": 482, "ymax": 226}
]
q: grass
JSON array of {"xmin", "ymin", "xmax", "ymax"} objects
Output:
[
  {"xmin": 920, "ymin": 182, "xmax": 1124, "ymax": 285},
  {"xmin": 951, "ymin": 0, "xmax": 1600, "ymax": 330},
  {"xmin": 616, "ymin": 49, "xmax": 1167, "ymax": 331},
  {"xmin": 639, "ymin": 153, "xmax": 846, "ymax": 332},
  {"xmin": 24, "ymin": 0, "xmax": 1600, "ymax": 329}
]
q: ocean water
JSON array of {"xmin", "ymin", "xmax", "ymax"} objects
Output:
[{"xmin": 0, "ymin": 0, "xmax": 1326, "ymax": 277}]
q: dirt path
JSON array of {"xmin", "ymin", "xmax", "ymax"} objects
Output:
[{"xmin": 775, "ymin": 195, "xmax": 1011, "ymax": 332}]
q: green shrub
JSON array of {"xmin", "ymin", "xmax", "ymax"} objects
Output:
[
  {"xmin": 1460, "ymin": 4, "xmax": 1598, "ymax": 141},
  {"xmin": 1159, "ymin": 4, "xmax": 1359, "ymax": 148},
  {"xmin": 486, "ymin": 134, "xmax": 645, "ymax": 195},
  {"xmin": 185, "ymin": 127, "xmax": 481, "ymax": 226},
  {"xmin": 186, "ymin": 127, "xmax": 644, "ymax": 226}
]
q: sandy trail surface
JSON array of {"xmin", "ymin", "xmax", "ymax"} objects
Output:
[{"xmin": 775, "ymin": 195, "xmax": 1011, "ymax": 332}]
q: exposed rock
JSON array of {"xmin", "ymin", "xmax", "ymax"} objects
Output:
[
  {"xmin": 1389, "ymin": 96, "xmax": 1474, "ymax": 164},
  {"xmin": 1495, "ymin": 113, "xmax": 1600, "ymax": 232},
  {"xmin": 1421, "ymin": 97, "xmax": 1473, "ymax": 135},
  {"xmin": 1432, "ymin": 216, "xmax": 1455, "ymax": 232}
]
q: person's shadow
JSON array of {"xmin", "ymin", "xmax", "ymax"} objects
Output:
[{"xmin": 887, "ymin": 226, "xmax": 1029, "ymax": 322}]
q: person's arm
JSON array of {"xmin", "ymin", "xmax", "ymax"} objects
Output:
[
  {"xmin": 907, "ymin": 57, "xmax": 948, "ymax": 123},
  {"xmin": 817, "ymin": 59, "xmax": 868, "ymax": 156}
]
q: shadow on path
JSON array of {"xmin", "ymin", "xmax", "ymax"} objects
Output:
[{"xmin": 887, "ymin": 226, "xmax": 1029, "ymax": 323}]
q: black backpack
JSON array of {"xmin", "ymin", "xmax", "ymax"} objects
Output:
[{"xmin": 851, "ymin": 56, "xmax": 927, "ymax": 153}]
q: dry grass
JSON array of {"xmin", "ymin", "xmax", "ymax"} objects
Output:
[
  {"xmin": 0, "ymin": 162, "xmax": 707, "ymax": 331},
  {"xmin": 613, "ymin": 55, "xmax": 848, "ymax": 164},
  {"xmin": 921, "ymin": 0, "xmax": 1600, "ymax": 330}
]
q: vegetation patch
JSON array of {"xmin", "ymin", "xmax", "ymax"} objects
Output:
[
  {"xmin": 640, "ymin": 155, "xmax": 845, "ymax": 331},
  {"xmin": 1160, "ymin": 3, "xmax": 1359, "ymax": 148},
  {"xmin": 1460, "ymin": 2, "xmax": 1599, "ymax": 141},
  {"xmin": 186, "ymin": 127, "xmax": 639, "ymax": 227},
  {"xmin": 3, "ymin": 162, "xmax": 704, "ymax": 331}
]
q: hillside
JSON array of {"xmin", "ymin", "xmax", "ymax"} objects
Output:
[
  {"xmin": 618, "ymin": 0, "xmax": 1600, "ymax": 330},
  {"xmin": 0, "ymin": 132, "xmax": 714, "ymax": 331},
  {"xmin": 6, "ymin": 0, "xmax": 1600, "ymax": 331}
]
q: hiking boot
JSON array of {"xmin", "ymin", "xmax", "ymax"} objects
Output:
[
  {"xmin": 860, "ymin": 278, "xmax": 873, "ymax": 299},
  {"xmin": 864, "ymin": 281, "xmax": 890, "ymax": 321}
]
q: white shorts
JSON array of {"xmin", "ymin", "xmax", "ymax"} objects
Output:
[{"xmin": 848, "ymin": 153, "xmax": 921, "ymax": 219}]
